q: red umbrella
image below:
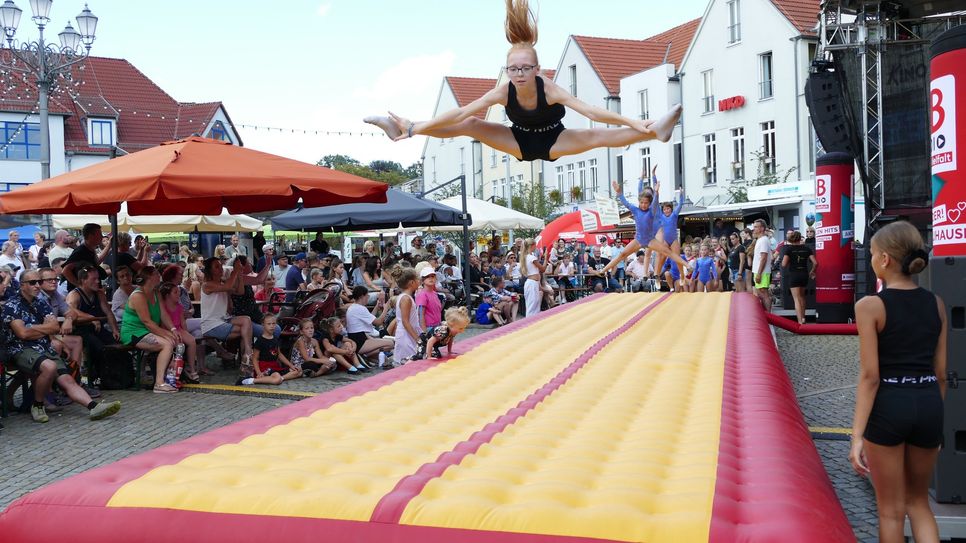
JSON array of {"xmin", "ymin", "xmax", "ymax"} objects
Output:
[
  {"xmin": 0, "ymin": 136, "xmax": 387, "ymax": 215},
  {"xmin": 536, "ymin": 210, "xmax": 613, "ymax": 250}
]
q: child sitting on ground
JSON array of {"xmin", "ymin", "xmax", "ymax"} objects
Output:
[
  {"xmin": 237, "ymin": 314, "xmax": 301, "ymax": 385},
  {"xmin": 290, "ymin": 318, "xmax": 336, "ymax": 377},
  {"xmin": 475, "ymin": 293, "xmax": 505, "ymax": 326},
  {"xmin": 411, "ymin": 306, "xmax": 471, "ymax": 360},
  {"xmin": 320, "ymin": 316, "xmax": 367, "ymax": 374}
]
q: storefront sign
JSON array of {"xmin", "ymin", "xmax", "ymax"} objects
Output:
[
  {"xmin": 718, "ymin": 95, "xmax": 746, "ymax": 111},
  {"xmin": 746, "ymin": 180, "xmax": 814, "ymax": 201},
  {"xmin": 595, "ymin": 195, "xmax": 621, "ymax": 226}
]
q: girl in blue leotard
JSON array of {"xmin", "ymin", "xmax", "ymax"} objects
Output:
[
  {"xmin": 653, "ymin": 168, "xmax": 685, "ymax": 286},
  {"xmin": 690, "ymin": 244, "xmax": 719, "ymax": 292},
  {"xmin": 598, "ymin": 173, "xmax": 691, "ymax": 278}
]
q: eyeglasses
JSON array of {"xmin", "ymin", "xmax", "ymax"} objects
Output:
[
  {"xmin": 24, "ymin": 279, "xmax": 43, "ymax": 286},
  {"xmin": 42, "ymin": 278, "xmax": 58, "ymax": 283},
  {"xmin": 504, "ymin": 65, "xmax": 536, "ymax": 76}
]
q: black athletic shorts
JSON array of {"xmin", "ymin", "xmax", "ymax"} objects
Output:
[
  {"xmin": 511, "ymin": 123, "xmax": 565, "ymax": 162},
  {"xmin": 786, "ymin": 270, "xmax": 809, "ymax": 288},
  {"xmin": 864, "ymin": 383, "xmax": 943, "ymax": 448}
]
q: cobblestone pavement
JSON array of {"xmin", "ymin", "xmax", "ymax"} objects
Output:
[{"xmin": 1, "ymin": 323, "xmax": 878, "ymax": 541}]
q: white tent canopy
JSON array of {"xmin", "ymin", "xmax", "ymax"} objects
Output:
[
  {"xmin": 428, "ymin": 196, "xmax": 544, "ymax": 231},
  {"xmin": 52, "ymin": 203, "xmax": 263, "ymax": 233}
]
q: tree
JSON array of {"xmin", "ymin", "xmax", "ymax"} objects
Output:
[{"xmin": 316, "ymin": 154, "xmax": 422, "ymax": 187}]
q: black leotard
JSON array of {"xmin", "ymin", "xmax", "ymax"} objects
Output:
[{"xmin": 506, "ymin": 77, "xmax": 566, "ymax": 162}]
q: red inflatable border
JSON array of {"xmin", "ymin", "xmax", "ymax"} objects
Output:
[
  {"xmin": 765, "ymin": 312, "xmax": 857, "ymax": 335},
  {"xmin": 709, "ymin": 293, "xmax": 854, "ymax": 542}
]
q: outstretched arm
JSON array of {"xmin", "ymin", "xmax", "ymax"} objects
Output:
[{"xmin": 546, "ymin": 79, "xmax": 652, "ymax": 133}]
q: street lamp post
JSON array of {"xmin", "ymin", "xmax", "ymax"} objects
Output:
[{"xmin": 0, "ymin": 0, "xmax": 98, "ymax": 181}]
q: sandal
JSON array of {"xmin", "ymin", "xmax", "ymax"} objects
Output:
[
  {"xmin": 181, "ymin": 373, "xmax": 201, "ymax": 384},
  {"xmin": 153, "ymin": 383, "xmax": 177, "ymax": 394}
]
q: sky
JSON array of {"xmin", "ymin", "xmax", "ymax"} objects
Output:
[{"xmin": 31, "ymin": 0, "xmax": 708, "ymax": 167}]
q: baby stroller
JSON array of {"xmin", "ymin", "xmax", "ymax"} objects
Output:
[{"xmin": 271, "ymin": 283, "xmax": 341, "ymax": 353}]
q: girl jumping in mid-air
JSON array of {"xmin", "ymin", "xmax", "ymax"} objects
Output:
[
  {"xmin": 646, "ymin": 165, "xmax": 685, "ymax": 284},
  {"xmin": 365, "ymin": 0, "xmax": 682, "ymax": 162},
  {"xmin": 690, "ymin": 244, "xmax": 719, "ymax": 292},
  {"xmin": 597, "ymin": 179, "xmax": 691, "ymax": 278}
]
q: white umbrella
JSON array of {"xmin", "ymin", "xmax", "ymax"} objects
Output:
[
  {"xmin": 428, "ymin": 196, "xmax": 544, "ymax": 231},
  {"xmin": 52, "ymin": 203, "xmax": 263, "ymax": 233}
]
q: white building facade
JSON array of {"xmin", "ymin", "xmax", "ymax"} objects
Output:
[{"xmin": 679, "ymin": 0, "xmax": 819, "ymax": 235}]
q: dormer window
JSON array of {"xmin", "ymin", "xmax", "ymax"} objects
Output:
[
  {"xmin": 208, "ymin": 120, "xmax": 232, "ymax": 143},
  {"xmin": 89, "ymin": 118, "xmax": 115, "ymax": 147}
]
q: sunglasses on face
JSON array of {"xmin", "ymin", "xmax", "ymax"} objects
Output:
[{"xmin": 24, "ymin": 279, "xmax": 43, "ymax": 286}]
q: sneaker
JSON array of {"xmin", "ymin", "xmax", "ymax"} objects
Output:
[
  {"xmin": 377, "ymin": 352, "xmax": 387, "ymax": 368},
  {"xmin": 89, "ymin": 400, "xmax": 121, "ymax": 421},
  {"xmin": 82, "ymin": 383, "xmax": 102, "ymax": 398},
  {"xmin": 31, "ymin": 404, "xmax": 49, "ymax": 423}
]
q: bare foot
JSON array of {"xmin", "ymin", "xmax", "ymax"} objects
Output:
[
  {"xmin": 651, "ymin": 104, "xmax": 682, "ymax": 143},
  {"xmin": 364, "ymin": 115, "xmax": 402, "ymax": 140}
]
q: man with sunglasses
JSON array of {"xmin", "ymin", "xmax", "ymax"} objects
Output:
[{"xmin": 1, "ymin": 270, "xmax": 120, "ymax": 423}]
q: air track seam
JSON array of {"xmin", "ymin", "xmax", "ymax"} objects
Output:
[{"xmin": 369, "ymin": 293, "xmax": 671, "ymax": 524}]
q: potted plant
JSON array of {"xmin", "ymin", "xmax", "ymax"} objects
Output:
[
  {"xmin": 570, "ymin": 185, "xmax": 583, "ymax": 201},
  {"xmin": 548, "ymin": 189, "xmax": 563, "ymax": 206}
]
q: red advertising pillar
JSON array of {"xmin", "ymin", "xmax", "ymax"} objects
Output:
[
  {"xmin": 929, "ymin": 24, "xmax": 966, "ymax": 504},
  {"xmin": 813, "ymin": 152, "xmax": 855, "ymax": 323}
]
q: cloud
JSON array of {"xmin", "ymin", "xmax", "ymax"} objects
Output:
[
  {"xmin": 316, "ymin": 3, "xmax": 331, "ymax": 16},
  {"xmin": 354, "ymin": 51, "xmax": 458, "ymax": 114}
]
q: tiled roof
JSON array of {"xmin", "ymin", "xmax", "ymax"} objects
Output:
[
  {"xmin": 445, "ymin": 76, "xmax": 497, "ymax": 119},
  {"xmin": 0, "ymin": 55, "xmax": 234, "ymax": 155},
  {"xmin": 771, "ymin": 0, "xmax": 821, "ymax": 35},
  {"xmin": 572, "ymin": 18, "xmax": 700, "ymax": 96}
]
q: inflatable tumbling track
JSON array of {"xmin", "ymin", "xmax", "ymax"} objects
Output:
[{"xmin": 0, "ymin": 293, "xmax": 854, "ymax": 542}]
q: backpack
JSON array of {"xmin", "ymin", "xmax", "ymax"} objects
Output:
[{"xmin": 98, "ymin": 348, "xmax": 135, "ymax": 390}]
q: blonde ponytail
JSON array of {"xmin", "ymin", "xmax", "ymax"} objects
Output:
[{"xmin": 505, "ymin": 0, "xmax": 538, "ymax": 48}]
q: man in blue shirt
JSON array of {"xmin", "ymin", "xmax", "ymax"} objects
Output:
[
  {"xmin": 2, "ymin": 270, "xmax": 120, "ymax": 423},
  {"xmin": 285, "ymin": 252, "xmax": 308, "ymax": 302}
]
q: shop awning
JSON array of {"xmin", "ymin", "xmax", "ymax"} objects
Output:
[{"xmin": 679, "ymin": 196, "xmax": 807, "ymax": 217}]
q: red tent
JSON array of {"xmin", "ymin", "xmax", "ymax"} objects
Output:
[{"xmin": 535, "ymin": 210, "xmax": 613, "ymax": 250}]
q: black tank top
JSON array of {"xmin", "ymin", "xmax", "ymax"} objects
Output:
[
  {"xmin": 876, "ymin": 288, "xmax": 941, "ymax": 378},
  {"xmin": 505, "ymin": 77, "xmax": 565, "ymax": 129},
  {"xmin": 76, "ymin": 288, "xmax": 104, "ymax": 318}
]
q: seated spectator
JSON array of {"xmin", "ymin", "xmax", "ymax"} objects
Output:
[
  {"xmin": 359, "ymin": 256, "xmax": 387, "ymax": 305},
  {"xmin": 200, "ymin": 257, "xmax": 255, "ymax": 372},
  {"xmin": 555, "ymin": 253, "xmax": 578, "ymax": 302},
  {"xmin": 306, "ymin": 268, "xmax": 325, "ymax": 291},
  {"xmin": 319, "ymin": 316, "xmax": 366, "ymax": 374},
  {"xmin": 236, "ymin": 314, "xmax": 300, "ymax": 386},
  {"xmin": 485, "ymin": 277, "xmax": 518, "ymax": 323},
  {"xmin": 120, "ymin": 267, "xmax": 180, "ymax": 394},
  {"xmin": 255, "ymin": 243, "xmax": 279, "ymax": 277},
  {"xmin": 66, "ymin": 266, "xmax": 120, "ymax": 389},
  {"xmin": 2, "ymin": 270, "xmax": 120, "ymax": 422},
  {"xmin": 289, "ymin": 318, "xmax": 336, "ymax": 377},
  {"xmin": 626, "ymin": 250, "xmax": 648, "ymax": 292},
  {"xmin": 229, "ymin": 255, "xmax": 274, "ymax": 331},
  {"xmin": 254, "ymin": 275, "xmax": 285, "ymax": 315},
  {"xmin": 38, "ymin": 267, "xmax": 84, "ymax": 385},
  {"xmin": 0, "ymin": 265, "xmax": 18, "ymax": 302},
  {"xmin": 284, "ymin": 253, "xmax": 309, "ymax": 303},
  {"xmin": 111, "ymin": 266, "xmax": 135, "ymax": 323},
  {"xmin": 345, "ymin": 285, "xmax": 394, "ymax": 366},
  {"xmin": 475, "ymin": 293, "xmax": 504, "ymax": 326},
  {"xmin": 586, "ymin": 246, "xmax": 622, "ymax": 293},
  {"xmin": 326, "ymin": 259, "xmax": 352, "ymax": 304},
  {"xmin": 0, "ymin": 240, "xmax": 23, "ymax": 280}
]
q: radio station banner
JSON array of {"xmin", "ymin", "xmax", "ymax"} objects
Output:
[
  {"xmin": 814, "ymin": 154, "xmax": 855, "ymax": 305},
  {"xmin": 931, "ymin": 29, "xmax": 966, "ymax": 256}
]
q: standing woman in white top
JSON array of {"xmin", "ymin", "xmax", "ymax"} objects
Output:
[{"xmin": 520, "ymin": 239, "xmax": 547, "ymax": 317}]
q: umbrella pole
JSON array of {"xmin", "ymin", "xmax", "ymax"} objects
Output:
[
  {"xmin": 109, "ymin": 214, "xmax": 118, "ymax": 291},
  {"xmin": 460, "ymin": 175, "xmax": 471, "ymax": 311}
]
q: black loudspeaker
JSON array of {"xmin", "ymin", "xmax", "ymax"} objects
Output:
[
  {"xmin": 931, "ymin": 256, "xmax": 966, "ymax": 503},
  {"xmin": 805, "ymin": 70, "xmax": 858, "ymax": 157}
]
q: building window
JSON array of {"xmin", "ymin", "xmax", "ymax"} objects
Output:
[
  {"xmin": 588, "ymin": 159, "xmax": 598, "ymax": 196},
  {"xmin": 759, "ymin": 52, "xmax": 773, "ymax": 99},
  {"xmin": 727, "ymin": 0, "xmax": 741, "ymax": 43},
  {"xmin": 704, "ymin": 133, "xmax": 717, "ymax": 185},
  {"xmin": 569, "ymin": 64, "xmax": 577, "ymax": 96},
  {"xmin": 731, "ymin": 127, "xmax": 745, "ymax": 180},
  {"xmin": 0, "ymin": 121, "xmax": 40, "ymax": 160},
  {"xmin": 761, "ymin": 121, "xmax": 776, "ymax": 175},
  {"xmin": 207, "ymin": 120, "xmax": 230, "ymax": 142},
  {"xmin": 702, "ymin": 70, "xmax": 714, "ymax": 114},
  {"xmin": 459, "ymin": 147, "xmax": 466, "ymax": 175},
  {"xmin": 555, "ymin": 165, "xmax": 564, "ymax": 196},
  {"xmin": 638, "ymin": 89, "xmax": 649, "ymax": 120},
  {"xmin": 640, "ymin": 147, "xmax": 652, "ymax": 182},
  {"xmin": 490, "ymin": 147, "xmax": 497, "ymax": 168},
  {"xmin": 577, "ymin": 161, "xmax": 587, "ymax": 201},
  {"xmin": 566, "ymin": 163, "xmax": 575, "ymax": 202}
]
